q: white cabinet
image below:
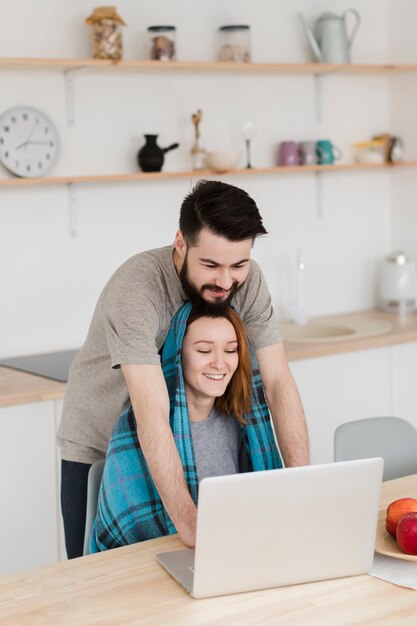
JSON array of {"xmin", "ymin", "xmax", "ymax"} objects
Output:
[
  {"xmin": 0, "ymin": 400, "xmax": 61, "ymax": 576},
  {"xmin": 392, "ymin": 341, "xmax": 417, "ymax": 430},
  {"xmin": 289, "ymin": 347, "xmax": 392, "ymax": 465}
]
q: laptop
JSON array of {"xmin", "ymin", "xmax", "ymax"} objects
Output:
[{"xmin": 156, "ymin": 458, "xmax": 383, "ymax": 598}]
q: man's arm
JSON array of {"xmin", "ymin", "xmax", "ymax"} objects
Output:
[
  {"xmin": 122, "ymin": 363, "xmax": 197, "ymax": 547},
  {"xmin": 256, "ymin": 343, "xmax": 310, "ymax": 467}
]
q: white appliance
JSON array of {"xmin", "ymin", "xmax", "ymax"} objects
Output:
[{"xmin": 379, "ymin": 251, "xmax": 417, "ymax": 313}]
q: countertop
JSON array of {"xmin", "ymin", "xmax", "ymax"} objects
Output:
[
  {"xmin": 0, "ymin": 366, "xmax": 66, "ymax": 408},
  {"xmin": 1, "ymin": 474, "xmax": 417, "ymax": 626},
  {"xmin": 284, "ymin": 308, "xmax": 417, "ymax": 361},
  {"xmin": 1, "ymin": 309, "xmax": 417, "ymax": 409}
]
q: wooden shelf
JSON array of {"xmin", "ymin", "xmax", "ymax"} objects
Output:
[
  {"xmin": 1, "ymin": 57, "xmax": 417, "ymax": 74},
  {"xmin": 1, "ymin": 161, "xmax": 416, "ymax": 188},
  {"xmin": 1, "ymin": 58, "xmax": 416, "ymax": 188}
]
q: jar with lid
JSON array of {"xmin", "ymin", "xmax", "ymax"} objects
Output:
[
  {"xmin": 218, "ymin": 25, "xmax": 251, "ymax": 62},
  {"xmin": 148, "ymin": 26, "xmax": 176, "ymax": 61},
  {"xmin": 85, "ymin": 6, "xmax": 126, "ymax": 60}
]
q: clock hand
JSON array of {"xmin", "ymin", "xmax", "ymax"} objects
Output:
[
  {"xmin": 26, "ymin": 121, "xmax": 38, "ymax": 144},
  {"xmin": 16, "ymin": 121, "xmax": 40, "ymax": 151},
  {"xmin": 15, "ymin": 140, "xmax": 50, "ymax": 150}
]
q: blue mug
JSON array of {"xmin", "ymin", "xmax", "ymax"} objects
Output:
[{"xmin": 316, "ymin": 140, "xmax": 343, "ymax": 165}]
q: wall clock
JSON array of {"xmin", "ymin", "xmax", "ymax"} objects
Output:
[{"xmin": 0, "ymin": 106, "xmax": 59, "ymax": 178}]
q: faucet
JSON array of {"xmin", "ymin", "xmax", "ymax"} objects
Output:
[{"xmin": 292, "ymin": 249, "xmax": 307, "ymax": 325}]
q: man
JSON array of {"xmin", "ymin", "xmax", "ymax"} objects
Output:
[{"xmin": 58, "ymin": 179, "xmax": 309, "ymax": 558}]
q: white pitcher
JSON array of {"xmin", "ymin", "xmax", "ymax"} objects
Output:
[{"xmin": 298, "ymin": 9, "xmax": 361, "ymax": 64}]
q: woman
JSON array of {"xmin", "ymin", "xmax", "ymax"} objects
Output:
[{"xmin": 89, "ymin": 303, "xmax": 282, "ymax": 552}]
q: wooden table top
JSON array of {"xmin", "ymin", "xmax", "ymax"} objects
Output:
[{"xmin": 1, "ymin": 474, "xmax": 417, "ymax": 626}]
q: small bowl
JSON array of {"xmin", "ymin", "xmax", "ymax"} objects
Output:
[{"xmin": 206, "ymin": 150, "xmax": 240, "ymax": 172}]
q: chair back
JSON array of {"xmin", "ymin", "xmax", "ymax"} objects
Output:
[
  {"xmin": 83, "ymin": 459, "xmax": 105, "ymax": 556},
  {"xmin": 334, "ymin": 416, "xmax": 417, "ymax": 481}
]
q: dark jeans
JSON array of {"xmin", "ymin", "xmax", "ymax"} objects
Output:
[{"xmin": 61, "ymin": 460, "xmax": 92, "ymax": 559}]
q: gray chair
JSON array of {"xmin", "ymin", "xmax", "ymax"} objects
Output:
[
  {"xmin": 83, "ymin": 459, "xmax": 105, "ymax": 556},
  {"xmin": 334, "ymin": 416, "xmax": 417, "ymax": 481}
]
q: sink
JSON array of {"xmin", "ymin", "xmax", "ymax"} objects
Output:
[
  {"xmin": 280, "ymin": 323, "xmax": 356, "ymax": 342},
  {"xmin": 280, "ymin": 318, "xmax": 393, "ymax": 344}
]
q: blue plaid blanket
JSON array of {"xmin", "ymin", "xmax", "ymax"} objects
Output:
[{"xmin": 90, "ymin": 302, "xmax": 283, "ymax": 552}]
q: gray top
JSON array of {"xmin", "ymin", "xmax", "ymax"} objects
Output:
[
  {"xmin": 191, "ymin": 406, "xmax": 241, "ymax": 482},
  {"xmin": 58, "ymin": 245, "xmax": 281, "ymax": 464}
]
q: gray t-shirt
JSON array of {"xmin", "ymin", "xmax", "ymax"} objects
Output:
[
  {"xmin": 57, "ymin": 245, "xmax": 281, "ymax": 463},
  {"xmin": 191, "ymin": 406, "xmax": 241, "ymax": 482}
]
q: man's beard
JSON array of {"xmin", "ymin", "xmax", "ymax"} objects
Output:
[{"xmin": 179, "ymin": 255, "xmax": 242, "ymax": 315}]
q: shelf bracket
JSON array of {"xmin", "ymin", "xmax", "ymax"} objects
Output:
[
  {"xmin": 63, "ymin": 67, "xmax": 88, "ymax": 128},
  {"xmin": 314, "ymin": 74, "xmax": 323, "ymax": 123},
  {"xmin": 67, "ymin": 183, "xmax": 77, "ymax": 237},
  {"xmin": 315, "ymin": 171, "xmax": 323, "ymax": 218}
]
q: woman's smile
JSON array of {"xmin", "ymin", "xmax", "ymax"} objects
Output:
[
  {"xmin": 182, "ymin": 316, "xmax": 239, "ymax": 403},
  {"xmin": 203, "ymin": 373, "xmax": 226, "ymax": 380}
]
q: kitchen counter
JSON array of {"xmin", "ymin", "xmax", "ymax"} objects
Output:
[
  {"xmin": 0, "ymin": 366, "xmax": 66, "ymax": 408},
  {"xmin": 284, "ymin": 308, "xmax": 417, "ymax": 361},
  {"xmin": 1, "ymin": 309, "xmax": 417, "ymax": 409}
]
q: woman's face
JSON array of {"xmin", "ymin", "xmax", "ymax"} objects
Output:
[{"xmin": 182, "ymin": 316, "xmax": 239, "ymax": 401}]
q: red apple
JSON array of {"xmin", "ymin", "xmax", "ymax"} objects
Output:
[
  {"xmin": 396, "ymin": 512, "xmax": 417, "ymax": 555},
  {"xmin": 386, "ymin": 498, "xmax": 417, "ymax": 537}
]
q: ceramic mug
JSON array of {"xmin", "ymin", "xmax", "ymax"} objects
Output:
[
  {"xmin": 278, "ymin": 141, "xmax": 301, "ymax": 166},
  {"xmin": 299, "ymin": 141, "xmax": 317, "ymax": 165},
  {"xmin": 316, "ymin": 139, "xmax": 343, "ymax": 165}
]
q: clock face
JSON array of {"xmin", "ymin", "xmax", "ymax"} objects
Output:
[{"xmin": 0, "ymin": 106, "xmax": 59, "ymax": 178}]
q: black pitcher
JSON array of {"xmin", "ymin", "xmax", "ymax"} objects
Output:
[{"xmin": 137, "ymin": 134, "xmax": 179, "ymax": 172}]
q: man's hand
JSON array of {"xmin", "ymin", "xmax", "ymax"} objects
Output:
[
  {"xmin": 256, "ymin": 343, "xmax": 310, "ymax": 467},
  {"xmin": 176, "ymin": 510, "xmax": 197, "ymax": 548},
  {"xmin": 122, "ymin": 363, "xmax": 197, "ymax": 547}
]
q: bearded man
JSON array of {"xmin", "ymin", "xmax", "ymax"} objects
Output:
[{"xmin": 58, "ymin": 179, "xmax": 309, "ymax": 558}]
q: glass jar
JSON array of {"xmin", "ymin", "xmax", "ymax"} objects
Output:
[
  {"xmin": 85, "ymin": 7, "xmax": 126, "ymax": 60},
  {"xmin": 148, "ymin": 26, "xmax": 176, "ymax": 61},
  {"xmin": 218, "ymin": 25, "xmax": 251, "ymax": 62}
]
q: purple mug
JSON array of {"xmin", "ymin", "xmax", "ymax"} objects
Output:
[{"xmin": 278, "ymin": 141, "xmax": 301, "ymax": 166}]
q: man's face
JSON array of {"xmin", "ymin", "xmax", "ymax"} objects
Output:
[{"xmin": 175, "ymin": 228, "xmax": 252, "ymax": 314}]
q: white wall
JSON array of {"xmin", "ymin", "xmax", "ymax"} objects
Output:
[
  {"xmin": 388, "ymin": 0, "xmax": 417, "ymax": 260},
  {"xmin": 1, "ymin": 0, "xmax": 413, "ymax": 358}
]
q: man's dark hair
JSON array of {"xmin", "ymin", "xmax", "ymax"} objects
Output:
[{"xmin": 179, "ymin": 179, "xmax": 267, "ymax": 246}]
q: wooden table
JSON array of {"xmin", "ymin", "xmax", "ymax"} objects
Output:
[{"xmin": 2, "ymin": 475, "xmax": 417, "ymax": 626}]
